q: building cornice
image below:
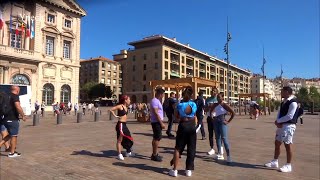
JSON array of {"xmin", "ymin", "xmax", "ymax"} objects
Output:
[{"xmin": 40, "ymin": 0, "xmax": 87, "ymax": 17}]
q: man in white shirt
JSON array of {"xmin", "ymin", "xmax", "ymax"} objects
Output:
[{"xmin": 265, "ymin": 87, "xmax": 299, "ymax": 173}]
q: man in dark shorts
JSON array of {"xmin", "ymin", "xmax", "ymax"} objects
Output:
[
  {"xmin": 150, "ymin": 87, "xmax": 166, "ymax": 162},
  {"xmin": 165, "ymin": 92, "xmax": 177, "ymax": 138},
  {"xmin": 0, "ymin": 85, "xmax": 26, "ymax": 157}
]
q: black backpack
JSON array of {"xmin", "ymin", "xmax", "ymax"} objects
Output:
[{"xmin": 0, "ymin": 92, "xmax": 12, "ymax": 118}]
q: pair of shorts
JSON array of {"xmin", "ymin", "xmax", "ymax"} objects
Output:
[
  {"xmin": 1, "ymin": 124, "xmax": 7, "ymax": 132},
  {"xmin": 1, "ymin": 120, "xmax": 20, "ymax": 136},
  {"xmin": 275, "ymin": 124, "xmax": 296, "ymax": 144},
  {"xmin": 151, "ymin": 122, "xmax": 162, "ymax": 141}
]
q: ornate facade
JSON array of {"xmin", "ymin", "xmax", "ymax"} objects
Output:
[{"xmin": 0, "ymin": 0, "xmax": 86, "ymax": 109}]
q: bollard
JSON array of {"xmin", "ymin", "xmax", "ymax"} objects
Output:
[
  {"xmin": 57, "ymin": 113, "xmax": 62, "ymax": 124},
  {"xmin": 77, "ymin": 112, "xmax": 83, "ymax": 123},
  {"xmin": 134, "ymin": 111, "xmax": 137, "ymax": 119},
  {"xmin": 33, "ymin": 114, "xmax": 40, "ymax": 126},
  {"xmin": 95, "ymin": 111, "xmax": 100, "ymax": 122},
  {"xmin": 109, "ymin": 111, "xmax": 112, "ymax": 120}
]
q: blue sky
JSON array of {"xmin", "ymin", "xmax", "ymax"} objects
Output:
[{"xmin": 78, "ymin": 0, "xmax": 319, "ymax": 79}]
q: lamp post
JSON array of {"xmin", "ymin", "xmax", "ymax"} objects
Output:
[{"xmin": 224, "ymin": 17, "xmax": 232, "ymax": 104}]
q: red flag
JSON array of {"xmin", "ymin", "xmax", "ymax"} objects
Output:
[
  {"xmin": 26, "ymin": 16, "xmax": 30, "ymax": 37},
  {"xmin": 15, "ymin": 23, "xmax": 19, "ymax": 35},
  {"xmin": 0, "ymin": 9, "xmax": 3, "ymax": 30},
  {"xmin": 21, "ymin": 23, "xmax": 25, "ymax": 35}
]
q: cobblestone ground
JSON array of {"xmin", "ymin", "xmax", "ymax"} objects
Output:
[{"xmin": 0, "ymin": 107, "xmax": 319, "ymax": 180}]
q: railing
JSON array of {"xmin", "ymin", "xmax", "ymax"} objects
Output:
[
  {"xmin": 0, "ymin": 44, "xmax": 40, "ymax": 61},
  {"xmin": 186, "ymin": 65, "xmax": 193, "ymax": 69}
]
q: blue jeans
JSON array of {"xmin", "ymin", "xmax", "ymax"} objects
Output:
[{"xmin": 213, "ymin": 115, "xmax": 230, "ymax": 156}]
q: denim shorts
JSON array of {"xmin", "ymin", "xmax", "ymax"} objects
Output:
[
  {"xmin": 0, "ymin": 124, "xmax": 7, "ymax": 132},
  {"xmin": 2, "ymin": 120, "xmax": 20, "ymax": 136}
]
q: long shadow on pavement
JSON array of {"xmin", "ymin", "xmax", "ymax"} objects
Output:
[
  {"xmin": 113, "ymin": 162, "xmax": 167, "ymax": 175},
  {"xmin": 203, "ymin": 158, "xmax": 274, "ymax": 171},
  {"xmin": 71, "ymin": 150, "xmax": 117, "ymax": 158}
]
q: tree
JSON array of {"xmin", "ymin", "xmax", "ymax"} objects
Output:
[
  {"xmin": 105, "ymin": 86, "xmax": 113, "ymax": 99},
  {"xmin": 80, "ymin": 81, "xmax": 97, "ymax": 100},
  {"xmin": 296, "ymin": 87, "xmax": 309, "ymax": 106},
  {"xmin": 90, "ymin": 83, "xmax": 107, "ymax": 99}
]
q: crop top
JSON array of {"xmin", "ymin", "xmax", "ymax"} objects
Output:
[
  {"xmin": 117, "ymin": 105, "xmax": 128, "ymax": 117},
  {"xmin": 176, "ymin": 100, "xmax": 197, "ymax": 118}
]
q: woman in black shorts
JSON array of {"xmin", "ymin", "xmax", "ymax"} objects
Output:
[
  {"xmin": 169, "ymin": 86, "xmax": 198, "ymax": 177},
  {"xmin": 109, "ymin": 95, "xmax": 133, "ymax": 161}
]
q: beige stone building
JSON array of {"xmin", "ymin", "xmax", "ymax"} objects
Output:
[
  {"xmin": 79, "ymin": 57, "xmax": 122, "ymax": 101},
  {"xmin": 0, "ymin": 0, "xmax": 86, "ymax": 109},
  {"xmin": 250, "ymin": 74, "xmax": 277, "ymax": 101},
  {"xmin": 114, "ymin": 35, "xmax": 251, "ymax": 103}
]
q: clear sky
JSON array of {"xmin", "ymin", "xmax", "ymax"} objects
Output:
[{"xmin": 78, "ymin": 0, "xmax": 319, "ymax": 79}]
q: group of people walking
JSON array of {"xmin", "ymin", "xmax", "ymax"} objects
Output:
[{"xmin": 109, "ymin": 85, "xmax": 301, "ymax": 177}]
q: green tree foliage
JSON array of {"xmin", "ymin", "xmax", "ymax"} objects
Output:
[
  {"xmin": 81, "ymin": 82, "xmax": 97, "ymax": 100},
  {"xmin": 105, "ymin": 86, "xmax": 113, "ymax": 99},
  {"xmin": 296, "ymin": 87, "xmax": 309, "ymax": 106}
]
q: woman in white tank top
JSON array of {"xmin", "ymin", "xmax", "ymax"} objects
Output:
[{"xmin": 210, "ymin": 93, "xmax": 235, "ymax": 163}]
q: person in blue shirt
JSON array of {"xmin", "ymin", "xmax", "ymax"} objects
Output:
[{"xmin": 169, "ymin": 86, "xmax": 197, "ymax": 177}]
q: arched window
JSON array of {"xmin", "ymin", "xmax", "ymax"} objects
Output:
[
  {"xmin": 11, "ymin": 74, "xmax": 30, "ymax": 85},
  {"xmin": 60, "ymin": 84, "xmax": 71, "ymax": 104},
  {"xmin": 42, "ymin": 83, "xmax": 54, "ymax": 105},
  {"xmin": 142, "ymin": 95, "xmax": 148, "ymax": 103}
]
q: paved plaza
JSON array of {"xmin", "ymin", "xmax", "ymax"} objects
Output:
[{"xmin": 0, "ymin": 108, "xmax": 319, "ymax": 180}]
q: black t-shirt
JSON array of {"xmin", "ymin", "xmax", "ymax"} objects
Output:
[
  {"xmin": 4, "ymin": 93, "xmax": 20, "ymax": 121},
  {"xmin": 167, "ymin": 98, "xmax": 177, "ymax": 114}
]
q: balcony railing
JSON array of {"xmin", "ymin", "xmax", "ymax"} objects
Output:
[
  {"xmin": 186, "ymin": 65, "xmax": 193, "ymax": 69},
  {"xmin": 0, "ymin": 45, "xmax": 40, "ymax": 62},
  {"xmin": 171, "ymin": 58, "xmax": 179, "ymax": 64},
  {"xmin": 199, "ymin": 69, "xmax": 206, "ymax": 73}
]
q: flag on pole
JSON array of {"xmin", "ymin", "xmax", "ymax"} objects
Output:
[
  {"xmin": 26, "ymin": 16, "xmax": 30, "ymax": 37},
  {"xmin": 280, "ymin": 65, "xmax": 283, "ymax": 77},
  {"xmin": 30, "ymin": 18, "xmax": 35, "ymax": 39},
  {"xmin": 0, "ymin": 9, "xmax": 3, "ymax": 30},
  {"xmin": 21, "ymin": 23, "xmax": 25, "ymax": 35},
  {"xmin": 227, "ymin": 32, "xmax": 232, "ymax": 42},
  {"xmin": 15, "ymin": 23, "xmax": 19, "ymax": 35},
  {"xmin": 263, "ymin": 57, "xmax": 266, "ymax": 65},
  {"xmin": 223, "ymin": 43, "xmax": 228, "ymax": 54}
]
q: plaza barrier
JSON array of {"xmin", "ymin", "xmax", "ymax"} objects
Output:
[
  {"xmin": 77, "ymin": 112, "xmax": 83, "ymax": 123},
  {"xmin": 94, "ymin": 111, "xmax": 100, "ymax": 122},
  {"xmin": 57, "ymin": 113, "xmax": 62, "ymax": 124},
  {"xmin": 33, "ymin": 114, "xmax": 40, "ymax": 126}
]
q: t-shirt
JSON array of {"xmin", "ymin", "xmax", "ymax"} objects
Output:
[
  {"xmin": 177, "ymin": 100, "xmax": 197, "ymax": 118},
  {"xmin": 167, "ymin": 97, "xmax": 177, "ymax": 114},
  {"xmin": 4, "ymin": 93, "xmax": 20, "ymax": 121},
  {"xmin": 150, "ymin": 98, "xmax": 163, "ymax": 123},
  {"xmin": 205, "ymin": 96, "xmax": 217, "ymax": 116}
]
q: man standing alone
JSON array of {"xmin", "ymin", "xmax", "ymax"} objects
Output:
[
  {"xmin": 165, "ymin": 92, "xmax": 176, "ymax": 138},
  {"xmin": 0, "ymin": 85, "xmax": 26, "ymax": 157},
  {"xmin": 150, "ymin": 87, "xmax": 166, "ymax": 162},
  {"xmin": 264, "ymin": 86, "xmax": 299, "ymax": 173}
]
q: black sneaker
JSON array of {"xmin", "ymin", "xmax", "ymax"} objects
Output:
[
  {"xmin": 8, "ymin": 151, "xmax": 21, "ymax": 158},
  {"xmin": 167, "ymin": 133, "xmax": 175, "ymax": 138},
  {"xmin": 151, "ymin": 154, "xmax": 162, "ymax": 162},
  {"xmin": 5, "ymin": 148, "xmax": 11, "ymax": 152}
]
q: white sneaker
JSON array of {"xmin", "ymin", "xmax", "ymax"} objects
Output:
[
  {"xmin": 279, "ymin": 164, "xmax": 292, "ymax": 173},
  {"xmin": 264, "ymin": 160, "xmax": 279, "ymax": 168},
  {"xmin": 125, "ymin": 152, "xmax": 135, "ymax": 157},
  {"xmin": 207, "ymin": 149, "xmax": 215, "ymax": 155},
  {"xmin": 169, "ymin": 169, "xmax": 178, "ymax": 177},
  {"xmin": 227, "ymin": 156, "xmax": 232, "ymax": 163},
  {"xmin": 215, "ymin": 154, "xmax": 224, "ymax": 160},
  {"xmin": 185, "ymin": 170, "xmax": 192, "ymax": 177},
  {"xmin": 220, "ymin": 146, "xmax": 224, "ymax": 155},
  {"xmin": 117, "ymin": 154, "xmax": 124, "ymax": 161},
  {"xmin": 8, "ymin": 152, "xmax": 21, "ymax": 158}
]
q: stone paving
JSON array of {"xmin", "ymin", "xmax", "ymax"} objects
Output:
[{"xmin": 0, "ymin": 108, "xmax": 319, "ymax": 180}]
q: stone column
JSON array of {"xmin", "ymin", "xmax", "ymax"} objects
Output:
[{"xmin": 3, "ymin": 66, "xmax": 9, "ymax": 84}]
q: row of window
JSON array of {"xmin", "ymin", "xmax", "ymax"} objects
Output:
[
  {"xmin": 42, "ymin": 84, "xmax": 71, "ymax": 105},
  {"xmin": 101, "ymin": 70, "xmax": 118, "ymax": 77},
  {"xmin": 132, "ymin": 52, "xmax": 159, "ymax": 61},
  {"xmin": 101, "ymin": 62, "xmax": 118, "ymax": 70},
  {"xmin": 45, "ymin": 36, "xmax": 71, "ymax": 59},
  {"xmin": 101, "ymin": 78, "xmax": 118, "ymax": 85},
  {"xmin": 132, "ymin": 63, "xmax": 158, "ymax": 71},
  {"xmin": 47, "ymin": 13, "xmax": 72, "ymax": 29}
]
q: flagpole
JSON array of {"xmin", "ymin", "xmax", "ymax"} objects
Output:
[
  {"xmin": 262, "ymin": 45, "xmax": 265, "ymax": 95},
  {"xmin": 226, "ymin": 16, "xmax": 230, "ymax": 104}
]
